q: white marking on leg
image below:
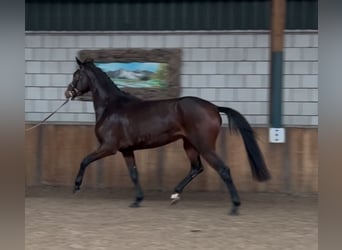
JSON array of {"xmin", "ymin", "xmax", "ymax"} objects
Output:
[{"xmin": 170, "ymin": 193, "xmax": 180, "ymax": 200}]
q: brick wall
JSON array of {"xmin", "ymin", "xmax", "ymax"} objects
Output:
[{"xmin": 25, "ymin": 31, "xmax": 318, "ymax": 126}]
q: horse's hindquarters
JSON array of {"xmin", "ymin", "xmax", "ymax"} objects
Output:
[{"xmin": 177, "ymin": 97, "xmax": 222, "ymax": 150}]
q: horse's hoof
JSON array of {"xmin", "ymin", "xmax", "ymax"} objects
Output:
[
  {"xmin": 170, "ymin": 193, "xmax": 180, "ymax": 205},
  {"xmin": 129, "ymin": 202, "xmax": 140, "ymax": 208},
  {"xmin": 229, "ymin": 207, "xmax": 239, "ymax": 216},
  {"xmin": 73, "ymin": 186, "xmax": 80, "ymax": 194}
]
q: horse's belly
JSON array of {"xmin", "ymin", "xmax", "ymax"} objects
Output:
[
  {"xmin": 122, "ymin": 132, "xmax": 182, "ymax": 150},
  {"xmin": 143, "ymin": 134, "xmax": 182, "ymax": 148}
]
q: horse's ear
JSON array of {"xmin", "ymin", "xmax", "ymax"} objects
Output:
[{"xmin": 75, "ymin": 57, "xmax": 82, "ymax": 66}]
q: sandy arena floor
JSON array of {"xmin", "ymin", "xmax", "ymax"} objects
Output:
[{"xmin": 25, "ymin": 186, "xmax": 317, "ymax": 250}]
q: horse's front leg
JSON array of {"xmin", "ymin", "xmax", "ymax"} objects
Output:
[
  {"xmin": 121, "ymin": 150, "xmax": 144, "ymax": 207},
  {"xmin": 73, "ymin": 145, "xmax": 115, "ymax": 193}
]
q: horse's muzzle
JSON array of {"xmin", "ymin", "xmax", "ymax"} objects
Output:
[{"xmin": 65, "ymin": 89, "xmax": 74, "ymax": 99}]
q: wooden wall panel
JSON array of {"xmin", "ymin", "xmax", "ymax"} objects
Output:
[
  {"xmin": 289, "ymin": 128, "xmax": 318, "ymax": 193},
  {"xmin": 100, "ymin": 153, "xmax": 131, "ymax": 189},
  {"xmin": 160, "ymin": 140, "xmax": 189, "ymax": 191},
  {"xmin": 25, "ymin": 125, "xmax": 318, "ymax": 194},
  {"xmin": 135, "ymin": 148, "xmax": 164, "ymax": 190},
  {"xmin": 39, "ymin": 125, "xmax": 98, "ymax": 186},
  {"xmin": 25, "ymin": 125, "xmax": 40, "ymax": 186}
]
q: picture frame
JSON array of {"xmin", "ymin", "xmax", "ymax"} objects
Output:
[{"xmin": 77, "ymin": 48, "xmax": 182, "ymax": 101}]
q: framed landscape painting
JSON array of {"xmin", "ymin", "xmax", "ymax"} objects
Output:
[
  {"xmin": 77, "ymin": 48, "xmax": 181, "ymax": 100},
  {"xmin": 95, "ymin": 62, "xmax": 168, "ymax": 89}
]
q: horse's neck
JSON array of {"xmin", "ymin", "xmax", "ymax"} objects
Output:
[
  {"xmin": 85, "ymin": 68, "xmax": 139, "ymax": 121},
  {"xmin": 89, "ymin": 80, "xmax": 120, "ymax": 122},
  {"xmin": 92, "ymin": 82, "xmax": 131, "ymax": 121},
  {"xmin": 92, "ymin": 94, "xmax": 108, "ymax": 122}
]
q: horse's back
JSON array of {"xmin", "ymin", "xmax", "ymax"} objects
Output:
[
  {"xmin": 140, "ymin": 96, "xmax": 221, "ymax": 128},
  {"xmin": 177, "ymin": 96, "xmax": 221, "ymax": 125}
]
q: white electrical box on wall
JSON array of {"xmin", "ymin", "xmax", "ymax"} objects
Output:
[{"xmin": 269, "ymin": 128, "xmax": 286, "ymax": 143}]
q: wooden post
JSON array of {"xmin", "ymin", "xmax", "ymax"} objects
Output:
[{"xmin": 270, "ymin": 0, "xmax": 286, "ymax": 128}]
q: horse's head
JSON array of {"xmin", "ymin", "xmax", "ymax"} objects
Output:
[{"xmin": 65, "ymin": 57, "xmax": 93, "ymax": 99}]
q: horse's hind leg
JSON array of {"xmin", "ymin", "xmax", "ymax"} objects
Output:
[
  {"xmin": 201, "ymin": 151, "xmax": 241, "ymax": 215},
  {"xmin": 170, "ymin": 140, "xmax": 204, "ymax": 204},
  {"xmin": 73, "ymin": 146, "xmax": 114, "ymax": 193},
  {"xmin": 122, "ymin": 150, "xmax": 144, "ymax": 207}
]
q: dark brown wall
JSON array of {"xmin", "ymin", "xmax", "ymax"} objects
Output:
[{"xmin": 25, "ymin": 125, "xmax": 318, "ymax": 194}]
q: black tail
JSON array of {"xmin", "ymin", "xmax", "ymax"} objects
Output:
[{"xmin": 218, "ymin": 106, "xmax": 271, "ymax": 182}]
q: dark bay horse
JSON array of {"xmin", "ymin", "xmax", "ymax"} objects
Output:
[{"xmin": 65, "ymin": 57, "xmax": 270, "ymax": 215}]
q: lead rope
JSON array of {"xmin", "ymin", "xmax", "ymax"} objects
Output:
[{"xmin": 25, "ymin": 98, "xmax": 70, "ymax": 132}]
